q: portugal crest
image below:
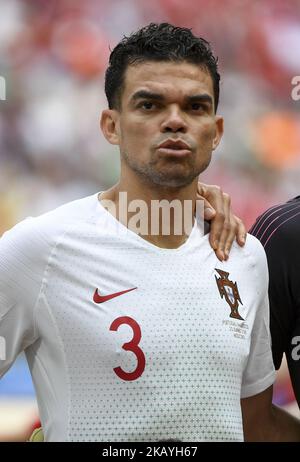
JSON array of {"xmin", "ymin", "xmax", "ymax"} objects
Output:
[{"xmin": 215, "ymin": 269, "xmax": 244, "ymax": 320}]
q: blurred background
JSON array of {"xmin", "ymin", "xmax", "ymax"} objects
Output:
[{"xmin": 0, "ymin": 0, "xmax": 299, "ymax": 441}]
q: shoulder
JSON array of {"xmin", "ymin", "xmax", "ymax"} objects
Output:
[
  {"xmin": 227, "ymin": 234, "xmax": 269, "ymax": 292},
  {"xmin": 0, "ymin": 193, "xmax": 99, "ymax": 287},
  {"xmin": 239, "ymin": 233, "xmax": 268, "ymax": 271},
  {"xmin": 249, "ymin": 196, "xmax": 300, "ymax": 250},
  {"xmin": 1, "ymin": 193, "xmax": 98, "ymax": 247}
]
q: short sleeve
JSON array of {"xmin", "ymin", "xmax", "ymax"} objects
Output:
[
  {"xmin": 0, "ymin": 218, "xmax": 47, "ymax": 378},
  {"xmin": 241, "ymin": 239, "xmax": 276, "ymax": 398}
]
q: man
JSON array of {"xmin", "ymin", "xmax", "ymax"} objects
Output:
[
  {"xmin": 1, "ymin": 23, "xmax": 299, "ymax": 442},
  {"xmin": 250, "ymin": 196, "xmax": 300, "ymax": 408}
]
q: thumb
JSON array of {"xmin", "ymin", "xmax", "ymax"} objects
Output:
[{"xmin": 204, "ymin": 206, "xmax": 216, "ymax": 221}]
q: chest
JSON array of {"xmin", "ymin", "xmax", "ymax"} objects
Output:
[{"xmin": 44, "ymin": 240, "xmax": 255, "ymax": 382}]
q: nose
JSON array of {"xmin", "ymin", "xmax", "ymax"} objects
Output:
[{"xmin": 160, "ymin": 106, "xmax": 188, "ymax": 133}]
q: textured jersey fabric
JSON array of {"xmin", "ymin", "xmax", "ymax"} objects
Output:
[
  {"xmin": 0, "ymin": 192, "xmax": 275, "ymax": 441},
  {"xmin": 250, "ymin": 196, "xmax": 300, "ymax": 407}
]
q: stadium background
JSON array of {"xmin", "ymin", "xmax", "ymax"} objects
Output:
[{"xmin": 0, "ymin": 0, "xmax": 299, "ymax": 441}]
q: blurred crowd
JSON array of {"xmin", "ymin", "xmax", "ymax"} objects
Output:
[
  {"xmin": 1, "ymin": 0, "xmax": 300, "ymax": 231},
  {"xmin": 0, "ymin": 0, "xmax": 300, "ymax": 437}
]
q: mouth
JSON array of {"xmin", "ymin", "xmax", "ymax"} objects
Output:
[{"xmin": 157, "ymin": 139, "xmax": 192, "ymax": 157}]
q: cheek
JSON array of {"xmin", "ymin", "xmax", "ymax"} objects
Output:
[
  {"xmin": 121, "ymin": 117, "xmax": 151, "ymax": 139},
  {"xmin": 197, "ymin": 120, "xmax": 216, "ymax": 145},
  {"xmin": 119, "ymin": 125, "xmax": 150, "ymax": 158},
  {"xmin": 121, "ymin": 120, "xmax": 154, "ymax": 151}
]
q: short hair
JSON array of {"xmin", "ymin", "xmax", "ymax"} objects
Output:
[{"xmin": 105, "ymin": 22, "xmax": 220, "ymax": 112}]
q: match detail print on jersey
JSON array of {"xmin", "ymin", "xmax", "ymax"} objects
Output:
[
  {"xmin": 93, "ymin": 287, "xmax": 137, "ymax": 303},
  {"xmin": 110, "ymin": 316, "xmax": 146, "ymax": 381}
]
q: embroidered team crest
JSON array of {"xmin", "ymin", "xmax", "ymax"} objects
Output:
[{"xmin": 215, "ymin": 269, "xmax": 244, "ymax": 320}]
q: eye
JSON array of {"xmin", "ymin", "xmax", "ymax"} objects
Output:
[
  {"xmin": 138, "ymin": 101, "xmax": 156, "ymax": 111},
  {"xmin": 190, "ymin": 102, "xmax": 206, "ymax": 111},
  {"xmin": 139, "ymin": 101, "xmax": 155, "ymax": 110}
]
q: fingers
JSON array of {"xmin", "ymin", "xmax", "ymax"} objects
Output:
[
  {"xmin": 201, "ymin": 197, "xmax": 216, "ymax": 221},
  {"xmin": 197, "ymin": 182, "xmax": 216, "ymax": 220},
  {"xmin": 214, "ymin": 192, "xmax": 231, "ymax": 261},
  {"xmin": 204, "ymin": 206, "xmax": 216, "ymax": 221},
  {"xmin": 197, "ymin": 181, "xmax": 247, "ymax": 261},
  {"xmin": 235, "ymin": 216, "xmax": 247, "ymax": 247},
  {"xmin": 217, "ymin": 215, "xmax": 247, "ymax": 261},
  {"xmin": 198, "ymin": 184, "xmax": 225, "ymax": 251},
  {"xmin": 220, "ymin": 215, "xmax": 237, "ymax": 261},
  {"xmin": 208, "ymin": 188, "xmax": 226, "ymax": 252}
]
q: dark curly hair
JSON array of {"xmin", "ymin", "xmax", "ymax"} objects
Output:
[{"xmin": 105, "ymin": 23, "xmax": 220, "ymax": 112}]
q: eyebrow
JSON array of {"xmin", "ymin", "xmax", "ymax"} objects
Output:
[
  {"xmin": 130, "ymin": 90, "xmax": 213, "ymax": 107},
  {"xmin": 131, "ymin": 90, "xmax": 164, "ymax": 102},
  {"xmin": 187, "ymin": 94, "xmax": 213, "ymax": 107}
]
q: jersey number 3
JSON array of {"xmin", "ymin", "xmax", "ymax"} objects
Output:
[{"xmin": 110, "ymin": 316, "xmax": 146, "ymax": 381}]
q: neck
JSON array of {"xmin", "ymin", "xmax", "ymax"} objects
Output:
[{"xmin": 100, "ymin": 169, "xmax": 199, "ymax": 249}]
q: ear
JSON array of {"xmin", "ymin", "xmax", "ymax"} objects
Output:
[
  {"xmin": 100, "ymin": 109, "xmax": 120, "ymax": 145},
  {"xmin": 212, "ymin": 115, "xmax": 224, "ymax": 151}
]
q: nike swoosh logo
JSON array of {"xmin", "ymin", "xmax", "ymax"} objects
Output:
[{"xmin": 93, "ymin": 287, "xmax": 137, "ymax": 304}]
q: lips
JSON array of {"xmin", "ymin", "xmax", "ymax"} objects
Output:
[
  {"xmin": 157, "ymin": 139, "xmax": 192, "ymax": 157},
  {"xmin": 158, "ymin": 139, "xmax": 191, "ymax": 151}
]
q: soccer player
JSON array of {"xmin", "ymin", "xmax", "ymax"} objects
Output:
[
  {"xmin": 1, "ymin": 23, "xmax": 300, "ymax": 442},
  {"xmin": 250, "ymin": 196, "xmax": 300, "ymax": 408}
]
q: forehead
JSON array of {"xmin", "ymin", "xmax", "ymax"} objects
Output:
[{"xmin": 122, "ymin": 61, "xmax": 214, "ymax": 102}]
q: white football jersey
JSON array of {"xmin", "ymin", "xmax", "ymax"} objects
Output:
[{"xmin": 0, "ymin": 193, "xmax": 275, "ymax": 441}]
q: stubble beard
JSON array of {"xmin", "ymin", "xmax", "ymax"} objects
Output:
[{"xmin": 122, "ymin": 149, "xmax": 211, "ymax": 189}]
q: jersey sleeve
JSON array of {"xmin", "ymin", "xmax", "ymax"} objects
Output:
[
  {"xmin": 250, "ymin": 204, "xmax": 300, "ymax": 406},
  {"xmin": 241, "ymin": 238, "xmax": 276, "ymax": 398},
  {"xmin": 0, "ymin": 218, "xmax": 49, "ymax": 378},
  {"xmin": 264, "ymin": 225, "xmax": 300, "ymax": 406}
]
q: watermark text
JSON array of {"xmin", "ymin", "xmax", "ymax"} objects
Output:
[
  {"xmin": 0, "ymin": 336, "xmax": 6, "ymax": 361},
  {"xmin": 100, "ymin": 192, "xmax": 205, "ymax": 238},
  {"xmin": 291, "ymin": 76, "xmax": 300, "ymax": 101},
  {"xmin": 0, "ymin": 76, "xmax": 6, "ymax": 101},
  {"xmin": 291, "ymin": 336, "xmax": 300, "ymax": 361}
]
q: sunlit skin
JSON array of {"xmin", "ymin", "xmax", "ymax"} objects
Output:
[{"xmin": 100, "ymin": 61, "xmax": 224, "ymax": 248}]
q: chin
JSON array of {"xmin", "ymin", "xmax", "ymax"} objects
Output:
[
  {"xmin": 128, "ymin": 157, "xmax": 210, "ymax": 188},
  {"xmin": 149, "ymin": 172, "xmax": 197, "ymax": 188}
]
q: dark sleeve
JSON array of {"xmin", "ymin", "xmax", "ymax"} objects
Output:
[{"xmin": 250, "ymin": 215, "xmax": 300, "ymax": 406}]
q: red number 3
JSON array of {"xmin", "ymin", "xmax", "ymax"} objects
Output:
[{"xmin": 110, "ymin": 316, "xmax": 146, "ymax": 381}]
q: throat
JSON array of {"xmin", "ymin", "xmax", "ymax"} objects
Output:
[
  {"xmin": 140, "ymin": 233, "xmax": 190, "ymax": 249},
  {"xmin": 98, "ymin": 188, "xmax": 197, "ymax": 249}
]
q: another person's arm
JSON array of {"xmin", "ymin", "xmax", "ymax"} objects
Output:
[
  {"xmin": 241, "ymin": 386, "xmax": 300, "ymax": 441},
  {"xmin": 250, "ymin": 202, "xmax": 300, "ymax": 408},
  {"xmin": 197, "ymin": 182, "xmax": 246, "ymax": 261},
  {"xmin": 240, "ymin": 235, "xmax": 300, "ymax": 441}
]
